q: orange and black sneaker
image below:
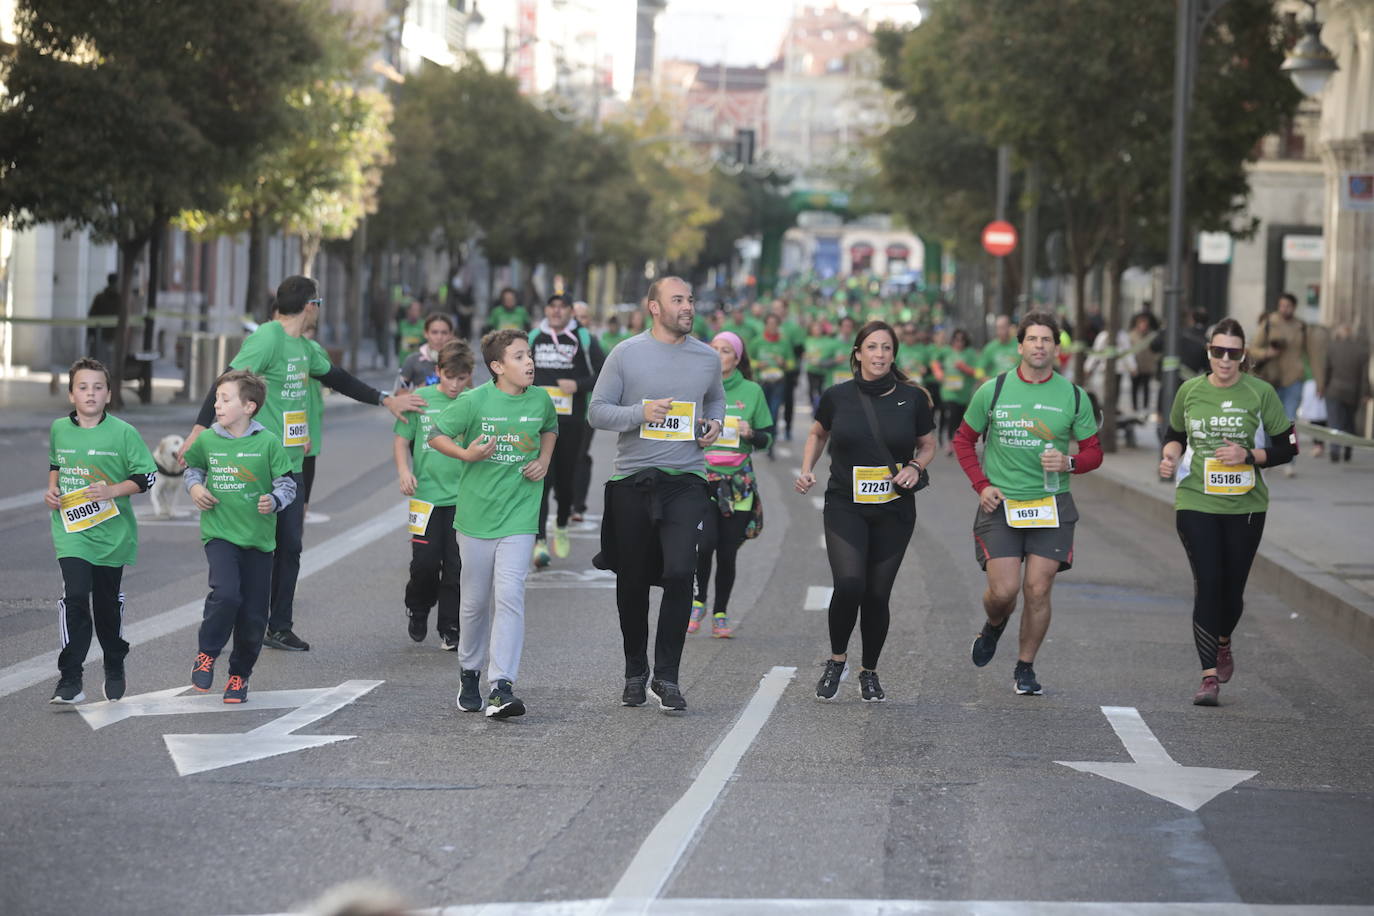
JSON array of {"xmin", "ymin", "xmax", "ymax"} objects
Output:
[
  {"xmin": 191, "ymin": 652, "xmax": 216, "ymax": 692},
  {"xmin": 223, "ymin": 675, "xmax": 248, "ymax": 704}
]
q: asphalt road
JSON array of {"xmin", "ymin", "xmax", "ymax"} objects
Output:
[{"xmin": 1, "ymin": 402, "xmax": 1371, "ymax": 916}]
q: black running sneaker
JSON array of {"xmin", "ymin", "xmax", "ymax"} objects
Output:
[
  {"xmin": 223, "ymin": 675, "xmax": 248, "ymax": 704},
  {"xmin": 191, "ymin": 652, "xmax": 215, "ymax": 692},
  {"xmin": 858, "ymin": 669, "xmax": 885, "ymax": 703},
  {"xmin": 439, "ymin": 631, "xmax": 460, "ymax": 652},
  {"xmin": 49, "ymin": 677, "xmax": 84, "ymax": 705},
  {"xmin": 971, "ymin": 619, "xmax": 1007, "ymax": 668},
  {"xmin": 485, "ymin": 679, "xmax": 526, "ymax": 719},
  {"xmin": 1013, "ymin": 662, "xmax": 1043, "ymax": 696},
  {"xmin": 103, "ymin": 664, "xmax": 126, "ymax": 702},
  {"xmin": 407, "ymin": 610, "xmax": 426, "ymax": 643},
  {"xmin": 622, "ymin": 675, "xmax": 648, "ymax": 707},
  {"xmin": 815, "ymin": 659, "xmax": 846, "ymax": 701},
  {"xmin": 649, "ymin": 679, "xmax": 687, "ymax": 713},
  {"xmin": 263, "ymin": 629, "xmax": 310, "ymax": 651},
  {"xmin": 457, "ymin": 669, "xmax": 482, "ymax": 712}
]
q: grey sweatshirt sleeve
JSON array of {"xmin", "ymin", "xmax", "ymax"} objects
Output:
[
  {"xmin": 270, "ymin": 474, "xmax": 298, "ymax": 513},
  {"xmin": 587, "ymin": 345, "xmax": 645, "ymax": 432},
  {"xmin": 183, "ymin": 468, "xmax": 207, "ymax": 492}
]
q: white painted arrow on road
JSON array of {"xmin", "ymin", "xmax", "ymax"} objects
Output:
[
  {"xmin": 162, "ymin": 679, "xmax": 383, "ymax": 776},
  {"xmin": 1056, "ymin": 706, "xmax": 1257, "ymax": 811},
  {"xmin": 77, "ymin": 685, "xmax": 333, "ymax": 730}
]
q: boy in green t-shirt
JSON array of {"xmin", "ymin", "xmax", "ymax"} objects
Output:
[
  {"xmin": 430, "ymin": 330, "xmax": 557, "ymax": 719},
  {"xmin": 45, "ymin": 358, "xmax": 157, "ymax": 705},
  {"xmin": 182, "ymin": 370, "xmax": 296, "ymax": 703},
  {"xmin": 393, "ymin": 341, "xmax": 475, "ymax": 650}
]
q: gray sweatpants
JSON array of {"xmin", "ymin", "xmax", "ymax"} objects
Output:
[{"xmin": 457, "ymin": 533, "xmax": 535, "ymax": 685}]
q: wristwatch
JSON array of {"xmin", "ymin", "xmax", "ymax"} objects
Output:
[
  {"xmin": 1243, "ymin": 448, "xmax": 1256, "ymax": 466},
  {"xmin": 1067, "ymin": 456, "xmax": 1077, "ymax": 473}
]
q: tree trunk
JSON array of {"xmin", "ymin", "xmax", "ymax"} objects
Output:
[
  {"xmin": 245, "ymin": 210, "xmax": 269, "ymax": 317},
  {"xmin": 346, "ymin": 222, "xmax": 365, "ymax": 372},
  {"xmin": 1101, "ymin": 257, "xmax": 1124, "ymax": 454},
  {"xmin": 141, "ymin": 213, "xmax": 166, "ymax": 353},
  {"xmin": 111, "ymin": 231, "xmax": 149, "ymax": 411},
  {"xmin": 1070, "ymin": 262, "xmax": 1089, "ymax": 385},
  {"xmin": 299, "ymin": 234, "xmax": 322, "ymax": 278}
]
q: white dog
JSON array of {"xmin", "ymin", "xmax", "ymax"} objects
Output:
[{"xmin": 148, "ymin": 434, "xmax": 186, "ymax": 518}]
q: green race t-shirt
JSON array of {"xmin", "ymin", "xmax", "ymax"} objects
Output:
[
  {"xmin": 488, "ymin": 305, "xmax": 529, "ymax": 331},
  {"xmin": 183, "ymin": 426, "xmax": 293, "ymax": 553},
  {"xmin": 1169, "ymin": 373, "xmax": 1291, "ymax": 515},
  {"xmin": 396, "ymin": 318, "xmax": 424, "ymax": 361},
  {"xmin": 49, "ymin": 414, "xmax": 156, "ymax": 567},
  {"xmin": 395, "ymin": 384, "xmax": 463, "ymax": 508},
  {"xmin": 751, "ymin": 335, "xmax": 793, "ymax": 380},
  {"xmin": 704, "ymin": 370, "xmax": 774, "ymax": 474},
  {"xmin": 229, "ymin": 321, "xmax": 331, "ymax": 473},
  {"xmin": 940, "ymin": 348, "xmax": 980, "ymax": 405},
  {"xmin": 435, "ymin": 382, "xmax": 558, "ymax": 539},
  {"xmin": 305, "ymin": 338, "xmax": 327, "ymax": 458},
  {"xmin": 981, "ymin": 339, "xmax": 1021, "ymax": 377},
  {"xmin": 964, "ymin": 371, "xmax": 1098, "ymax": 501},
  {"xmin": 601, "ymin": 330, "xmax": 632, "ymax": 353},
  {"xmin": 898, "ymin": 342, "xmax": 929, "ymax": 383}
]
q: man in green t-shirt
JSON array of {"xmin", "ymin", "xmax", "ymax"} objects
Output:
[
  {"xmin": 429, "ymin": 330, "xmax": 557, "ymax": 719},
  {"xmin": 981, "ymin": 315, "xmax": 1021, "ymax": 378},
  {"xmin": 45, "ymin": 358, "xmax": 157, "ymax": 705},
  {"xmin": 485, "ymin": 287, "xmax": 530, "ymax": 333},
  {"xmin": 393, "ymin": 341, "xmax": 474, "ymax": 650},
  {"xmin": 182, "ymin": 370, "xmax": 297, "ymax": 703},
  {"xmin": 181, "ymin": 275, "xmax": 425, "ymax": 652},
  {"xmin": 953, "ymin": 311, "xmax": 1104, "ymax": 697}
]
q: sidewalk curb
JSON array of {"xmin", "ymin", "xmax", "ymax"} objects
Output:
[{"xmin": 1075, "ymin": 467, "xmax": 1374, "ymax": 658}]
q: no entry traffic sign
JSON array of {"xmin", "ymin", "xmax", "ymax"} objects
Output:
[{"xmin": 982, "ymin": 220, "xmax": 1018, "ymax": 257}]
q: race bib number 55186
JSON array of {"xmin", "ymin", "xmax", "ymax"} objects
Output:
[{"xmin": 1203, "ymin": 458, "xmax": 1254, "ymax": 495}]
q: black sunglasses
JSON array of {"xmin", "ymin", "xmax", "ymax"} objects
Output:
[{"xmin": 1208, "ymin": 346, "xmax": 1244, "ymax": 361}]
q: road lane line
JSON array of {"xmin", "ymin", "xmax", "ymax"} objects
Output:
[
  {"xmin": 0, "ymin": 509, "xmax": 404, "ymax": 701},
  {"xmin": 604, "ymin": 665, "xmax": 796, "ymax": 911},
  {"xmin": 0, "ymin": 489, "xmax": 45, "ymax": 514},
  {"xmin": 804, "ymin": 585, "xmax": 832, "ymax": 610}
]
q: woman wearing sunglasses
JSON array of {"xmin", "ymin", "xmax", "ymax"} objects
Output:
[{"xmin": 1158, "ymin": 318, "xmax": 1297, "ymax": 706}]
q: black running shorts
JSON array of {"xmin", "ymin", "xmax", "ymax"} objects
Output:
[{"xmin": 973, "ymin": 491, "xmax": 1079, "ymax": 572}]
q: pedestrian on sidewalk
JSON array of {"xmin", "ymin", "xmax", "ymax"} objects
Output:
[
  {"xmin": 795, "ymin": 321, "xmax": 936, "ymax": 703},
  {"xmin": 1251, "ymin": 292, "xmax": 1325, "ymax": 477},
  {"xmin": 588, "ymin": 276, "xmax": 725, "ymax": 714},
  {"xmin": 1324, "ymin": 322, "xmax": 1370, "ymax": 463},
  {"xmin": 45, "ymin": 358, "xmax": 158, "ymax": 705},
  {"xmin": 1158, "ymin": 318, "xmax": 1296, "ymax": 706}
]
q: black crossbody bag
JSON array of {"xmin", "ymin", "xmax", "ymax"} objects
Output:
[{"xmin": 857, "ymin": 387, "xmax": 930, "ymax": 493}]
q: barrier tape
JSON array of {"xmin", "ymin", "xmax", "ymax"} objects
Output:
[{"xmin": 0, "ymin": 311, "xmax": 250, "ymax": 327}]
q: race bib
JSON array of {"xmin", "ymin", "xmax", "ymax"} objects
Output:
[
  {"xmin": 407, "ymin": 498, "xmax": 434, "ymax": 536},
  {"xmin": 282, "ymin": 410, "xmax": 309, "ymax": 448},
  {"xmin": 1004, "ymin": 495, "xmax": 1059, "ymax": 528},
  {"xmin": 59, "ymin": 486, "xmax": 120, "ymax": 534},
  {"xmin": 944, "ymin": 375, "xmax": 965, "ymax": 392},
  {"xmin": 759, "ymin": 367, "xmax": 785, "ymax": 384},
  {"xmin": 831, "ymin": 370, "xmax": 853, "ymax": 385},
  {"xmin": 542, "ymin": 386, "xmax": 573, "ymax": 417},
  {"xmin": 852, "ymin": 466, "xmax": 897, "ymax": 504},
  {"xmin": 640, "ymin": 400, "xmax": 696, "ymax": 441},
  {"xmin": 1203, "ymin": 458, "xmax": 1254, "ymax": 496},
  {"xmin": 716, "ymin": 416, "xmax": 741, "ymax": 448}
]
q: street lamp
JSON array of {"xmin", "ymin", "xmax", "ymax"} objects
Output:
[
  {"xmin": 1159, "ymin": 0, "xmax": 1336, "ymax": 429},
  {"xmin": 1281, "ymin": 1, "xmax": 1339, "ymax": 98}
]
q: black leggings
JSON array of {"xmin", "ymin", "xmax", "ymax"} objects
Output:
[
  {"xmin": 1176, "ymin": 510, "xmax": 1266, "ymax": 671},
  {"xmin": 1130, "ymin": 374, "xmax": 1152, "ymax": 412},
  {"xmin": 823, "ymin": 499, "xmax": 916, "ymax": 670},
  {"xmin": 943, "ymin": 401, "xmax": 968, "ymax": 444},
  {"xmin": 538, "ymin": 416, "xmax": 585, "ymax": 538},
  {"xmin": 695, "ymin": 505, "xmax": 753, "ymax": 614}
]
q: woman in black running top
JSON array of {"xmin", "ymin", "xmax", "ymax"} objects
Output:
[{"xmin": 795, "ymin": 321, "xmax": 936, "ymax": 703}]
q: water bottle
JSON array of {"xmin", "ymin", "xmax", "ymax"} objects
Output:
[{"xmin": 1043, "ymin": 441, "xmax": 1060, "ymax": 492}]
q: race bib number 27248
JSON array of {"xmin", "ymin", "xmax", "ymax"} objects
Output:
[{"xmin": 640, "ymin": 400, "xmax": 697, "ymax": 441}]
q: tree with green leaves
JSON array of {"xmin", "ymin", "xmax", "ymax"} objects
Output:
[{"xmin": 0, "ymin": 0, "xmax": 326, "ymax": 404}]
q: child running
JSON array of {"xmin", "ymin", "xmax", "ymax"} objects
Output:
[
  {"xmin": 429, "ymin": 330, "xmax": 557, "ymax": 719},
  {"xmin": 182, "ymin": 370, "xmax": 296, "ymax": 703},
  {"xmin": 46, "ymin": 358, "xmax": 157, "ymax": 704},
  {"xmin": 394, "ymin": 340, "xmax": 474, "ymax": 649}
]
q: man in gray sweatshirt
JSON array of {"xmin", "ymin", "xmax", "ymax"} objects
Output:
[{"xmin": 589, "ymin": 276, "xmax": 726, "ymax": 713}]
